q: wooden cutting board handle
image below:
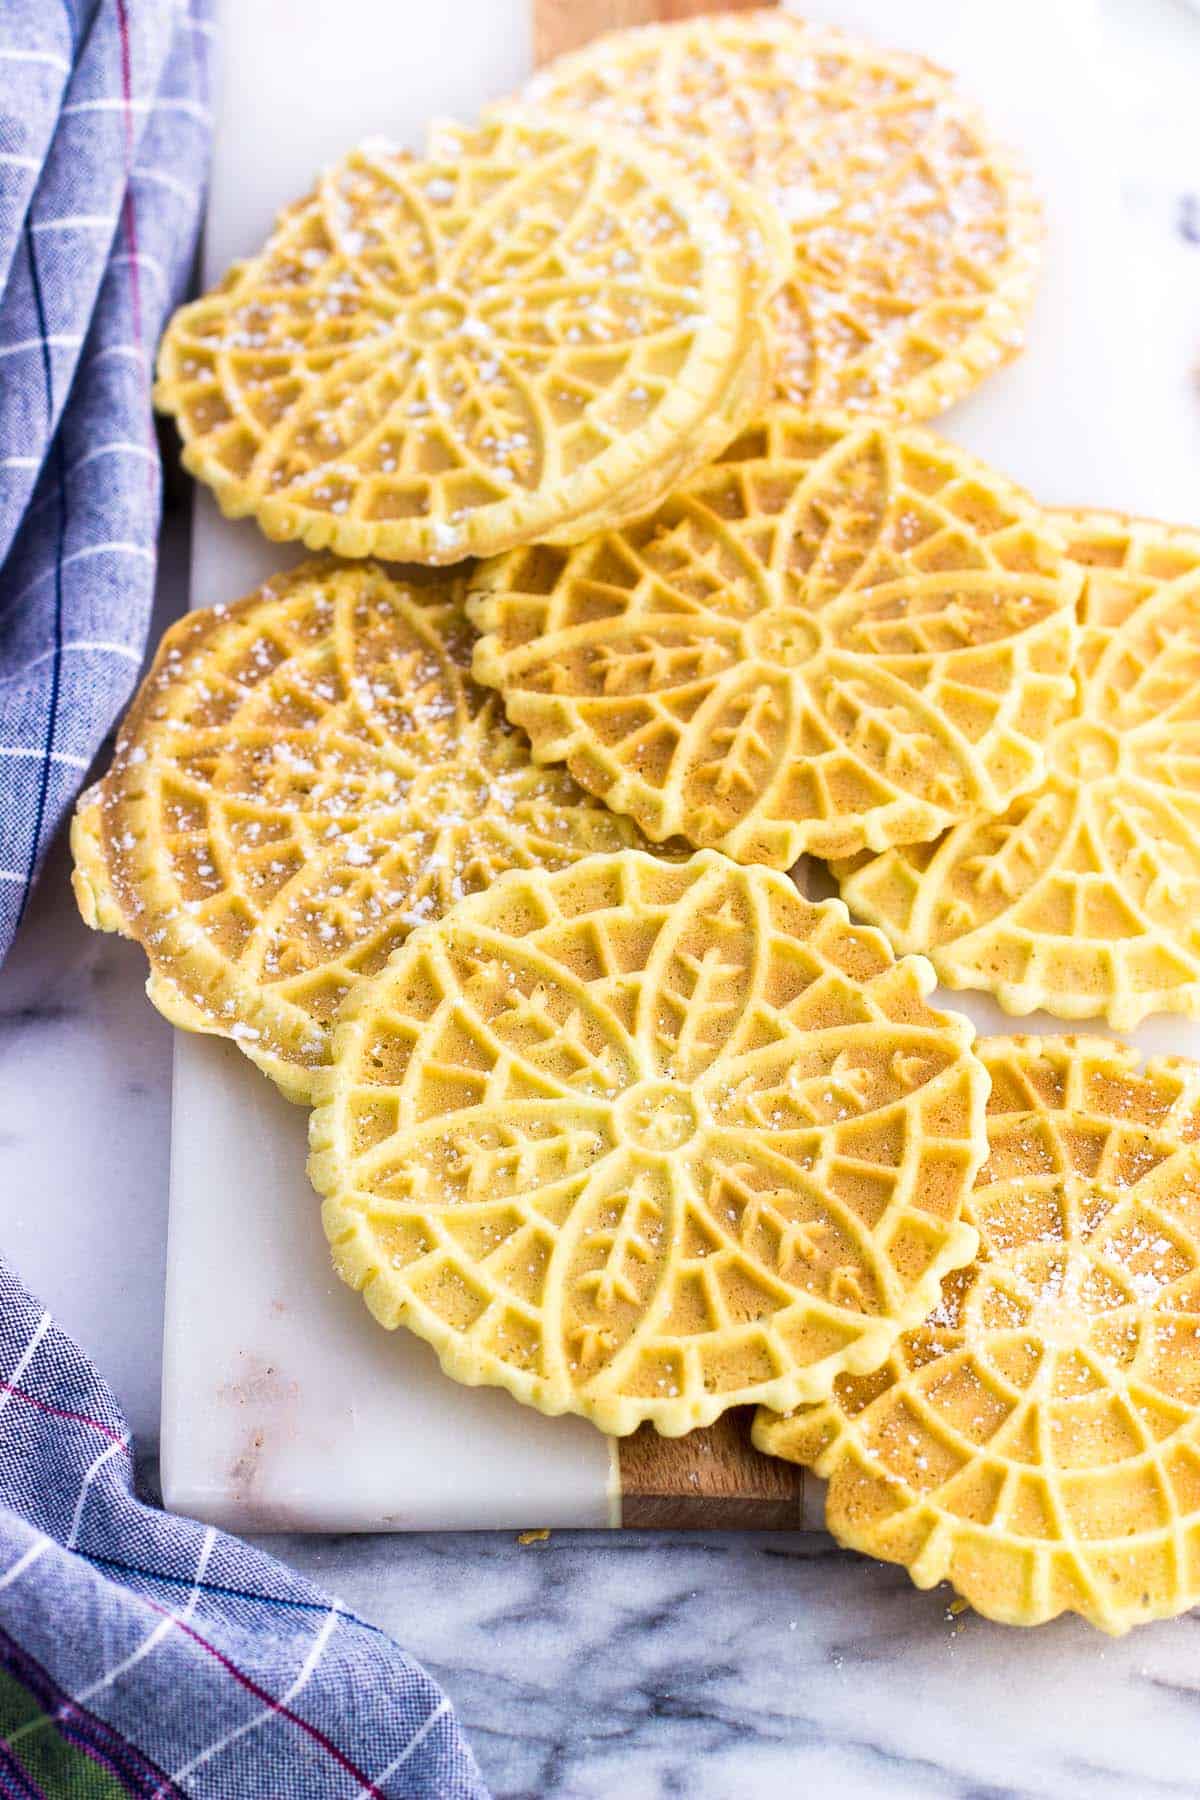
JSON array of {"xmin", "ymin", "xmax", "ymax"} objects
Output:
[
  {"xmin": 534, "ymin": 0, "xmax": 772, "ymax": 64},
  {"xmin": 618, "ymin": 1408, "xmax": 809, "ymax": 1529}
]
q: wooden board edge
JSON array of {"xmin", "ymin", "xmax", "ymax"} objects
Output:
[
  {"xmin": 533, "ymin": 0, "xmax": 774, "ymax": 66},
  {"xmin": 616, "ymin": 1408, "xmax": 810, "ymax": 1529}
]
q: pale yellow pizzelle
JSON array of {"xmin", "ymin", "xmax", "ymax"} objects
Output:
[
  {"xmin": 756, "ymin": 1035, "xmax": 1200, "ymax": 1635},
  {"xmin": 71, "ymin": 561, "xmax": 652, "ymax": 1103},
  {"xmin": 523, "ymin": 9, "xmax": 1042, "ymax": 421},
  {"xmin": 154, "ymin": 111, "xmax": 785, "ymax": 566},
  {"xmin": 309, "ymin": 849, "xmax": 987, "ymax": 1436},
  {"xmin": 839, "ymin": 510, "xmax": 1200, "ymax": 1029},
  {"xmin": 469, "ymin": 409, "xmax": 1079, "ymax": 867}
]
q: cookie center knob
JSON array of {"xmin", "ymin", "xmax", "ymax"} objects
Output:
[
  {"xmin": 405, "ymin": 292, "xmax": 468, "ymax": 344},
  {"xmin": 1053, "ymin": 718, "xmax": 1121, "ymax": 781},
  {"xmin": 615, "ymin": 1080, "xmax": 700, "ymax": 1153},
  {"xmin": 747, "ymin": 610, "xmax": 821, "ymax": 669},
  {"xmin": 412, "ymin": 764, "xmax": 492, "ymax": 816},
  {"xmin": 976, "ymin": 1244, "xmax": 1120, "ymax": 1355}
]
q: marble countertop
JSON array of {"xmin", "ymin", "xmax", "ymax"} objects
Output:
[{"xmin": 3, "ymin": 2, "xmax": 1199, "ymax": 1793}]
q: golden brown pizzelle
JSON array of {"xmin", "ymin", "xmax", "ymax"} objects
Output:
[
  {"xmin": 72, "ymin": 560, "xmax": 656, "ymax": 1102},
  {"xmin": 838, "ymin": 510, "xmax": 1200, "ymax": 1028},
  {"xmin": 523, "ymin": 9, "xmax": 1041, "ymax": 420},
  {"xmin": 154, "ymin": 111, "xmax": 785, "ymax": 564},
  {"xmin": 469, "ymin": 407, "xmax": 1080, "ymax": 866},
  {"xmin": 756, "ymin": 1034, "xmax": 1200, "ymax": 1634},
  {"xmin": 310, "ymin": 849, "xmax": 986, "ymax": 1435}
]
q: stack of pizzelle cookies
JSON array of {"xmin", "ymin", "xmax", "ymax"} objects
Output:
[{"xmin": 71, "ymin": 11, "xmax": 1200, "ymax": 1636}]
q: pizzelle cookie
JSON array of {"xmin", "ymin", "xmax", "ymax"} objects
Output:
[
  {"xmin": 523, "ymin": 9, "xmax": 1041, "ymax": 421},
  {"xmin": 839, "ymin": 511, "xmax": 1200, "ymax": 1028},
  {"xmin": 756, "ymin": 1035, "xmax": 1200, "ymax": 1634},
  {"xmin": 71, "ymin": 561, "xmax": 651, "ymax": 1104},
  {"xmin": 469, "ymin": 409, "xmax": 1079, "ymax": 866},
  {"xmin": 308, "ymin": 849, "xmax": 987, "ymax": 1436},
  {"xmin": 154, "ymin": 111, "xmax": 784, "ymax": 565},
  {"xmin": 460, "ymin": 122, "xmax": 788, "ymax": 548}
]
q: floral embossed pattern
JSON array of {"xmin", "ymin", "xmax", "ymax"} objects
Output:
[
  {"xmin": 71, "ymin": 562, "xmax": 652, "ymax": 1103},
  {"xmin": 469, "ymin": 409, "xmax": 1079, "ymax": 866},
  {"xmin": 154, "ymin": 112, "xmax": 784, "ymax": 565},
  {"xmin": 840, "ymin": 512, "xmax": 1200, "ymax": 1027},
  {"xmin": 523, "ymin": 9, "xmax": 1041, "ymax": 421},
  {"xmin": 309, "ymin": 850, "xmax": 986, "ymax": 1435},
  {"xmin": 756, "ymin": 1036, "xmax": 1200, "ymax": 1634}
]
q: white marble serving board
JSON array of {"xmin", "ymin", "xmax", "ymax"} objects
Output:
[{"xmin": 160, "ymin": 0, "xmax": 1189, "ymax": 1533}]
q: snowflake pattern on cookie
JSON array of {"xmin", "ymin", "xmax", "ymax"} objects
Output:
[{"xmin": 310, "ymin": 850, "xmax": 985, "ymax": 1434}]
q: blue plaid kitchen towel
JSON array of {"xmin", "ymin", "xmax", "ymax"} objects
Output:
[
  {"xmin": 1, "ymin": 0, "xmax": 202, "ymax": 956},
  {"xmin": 0, "ymin": 1264, "xmax": 488, "ymax": 1799},
  {"xmin": 0, "ymin": 5, "xmax": 489, "ymax": 1795}
]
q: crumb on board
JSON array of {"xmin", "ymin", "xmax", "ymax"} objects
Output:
[{"xmin": 517, "ymin": 1528, "xmax": 551, "ymax": 1546}]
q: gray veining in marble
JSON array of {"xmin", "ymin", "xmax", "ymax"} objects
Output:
[
  {"xmin": 261, "ymin": 1529, "xmax": 1200, "ymax": 1799},
  {"xmin": 2, "ymin": 2, "xmax": 1199, "ymax": 1795}
]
